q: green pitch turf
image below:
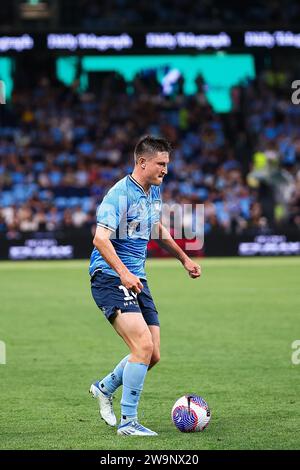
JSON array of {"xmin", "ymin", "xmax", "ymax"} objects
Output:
[{"xmin": 0, "ymin": 257, "xmax": 299, "ymax": 450}]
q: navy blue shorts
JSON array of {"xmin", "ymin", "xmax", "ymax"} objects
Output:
[{"xmin": 91, "ymin": 271, "xmax": 160, "ymax": 326}]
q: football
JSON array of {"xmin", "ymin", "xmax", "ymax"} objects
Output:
[{"xmin": 171, "ymin": 395, "xmax": 211, "ymax": 432}]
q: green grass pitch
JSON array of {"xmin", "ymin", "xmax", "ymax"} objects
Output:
[{"xmin": 0, "ymin": 257, "xmax": 299, "ymax": 450}]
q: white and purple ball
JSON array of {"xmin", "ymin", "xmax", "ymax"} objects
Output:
[{"xmin": 171, "ymin": 395, "xmax": 211, "ymax": 432}]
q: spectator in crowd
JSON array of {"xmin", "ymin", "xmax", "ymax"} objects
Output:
[{"xmin": 0, "ymin": 69, "xmax": 299, "ymax": 238}]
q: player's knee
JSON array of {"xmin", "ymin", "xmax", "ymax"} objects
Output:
[
  {"xmin": 143, "ymin": 338, "xmax": 154, "ymax": 357},
  {"xmin": 138, "ymin": 337, "xmax": 154, "ymax": 362}
]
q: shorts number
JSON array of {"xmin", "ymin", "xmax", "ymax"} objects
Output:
[{"xmin": 118, "ymin": 285, "xmax": 137, "ymax": 301}]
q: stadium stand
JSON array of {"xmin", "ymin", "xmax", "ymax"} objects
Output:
[{"xmin": 1, "ymin": 69, "xmax": 299, "ymax": 236}]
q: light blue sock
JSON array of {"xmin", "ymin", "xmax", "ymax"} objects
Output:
[
  {"xmin": 99, "ymin": 354, "xmax": 130, "ymax": 395},
  {"xmin": 120, "ymin": 361, "xmax": 148, "ymax": 423}
]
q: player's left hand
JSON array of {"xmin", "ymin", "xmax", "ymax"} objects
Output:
[{"xmin": 183, "ymin": 258, "xmax": 201, "ymax": 279}]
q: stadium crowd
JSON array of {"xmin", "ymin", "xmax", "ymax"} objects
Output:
[
  {"xmin": 0, "ymin": 70, "xmax": 300, "ymax": 237},
  {"xmin": 62, "ymin": 0, "xmax": 300, "ymax": 29},
  {"xmin": 2, "ymin": 0, "xmax": 300, "ymax": 30},
  {"xmin": 2, "ymin": 0, "xmax": 300, "ymax": 32}
]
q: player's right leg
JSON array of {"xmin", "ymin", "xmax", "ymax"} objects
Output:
[{"xmin": 112, "ymin": 311, "xmax": 158, "ymax": 436}]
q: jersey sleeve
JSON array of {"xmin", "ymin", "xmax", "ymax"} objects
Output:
[{"xmin": 96, "ymin": 187, "xmax": 127, "ymax": 232}]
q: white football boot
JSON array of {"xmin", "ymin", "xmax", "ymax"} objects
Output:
[{"xmin": 89, "ymin": 382, "xmax": 117, "ymax": 427}]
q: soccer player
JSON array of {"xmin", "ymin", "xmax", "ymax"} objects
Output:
[{"xmin": 89, "ymin": 136, "xmax": 201, "ymax": 436}]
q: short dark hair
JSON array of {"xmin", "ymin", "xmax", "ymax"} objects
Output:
[{"xmin": 134, "ymin": 135, "xmax": 171, "ymax": 163}]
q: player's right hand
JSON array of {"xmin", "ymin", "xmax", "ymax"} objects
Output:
[{"xmin": 120, "ymin": 271, "xmax": 144, "ymax": 294}]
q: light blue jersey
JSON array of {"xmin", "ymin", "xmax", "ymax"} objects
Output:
[{"xmin": 89, "ymin": 175, "xmax": 162, "ymax": 279}]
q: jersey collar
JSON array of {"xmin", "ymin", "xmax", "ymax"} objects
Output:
[{"xmin": 129, "ymin": 175, "xmax": 150, "ymax": 197}]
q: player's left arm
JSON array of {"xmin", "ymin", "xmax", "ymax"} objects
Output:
[{"xmin": 153, "ymin": 222, "xmax": 201, "ymax": 279}]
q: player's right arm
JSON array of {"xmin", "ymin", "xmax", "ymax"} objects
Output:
[{"xmin": 93, "ymin": 226, "xmax": 144, "ymax": 294}]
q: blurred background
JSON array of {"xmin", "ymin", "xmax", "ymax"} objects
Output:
[{"xmin": 1, "ymin": 0, "xmax": 300, "ymax": 260}]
